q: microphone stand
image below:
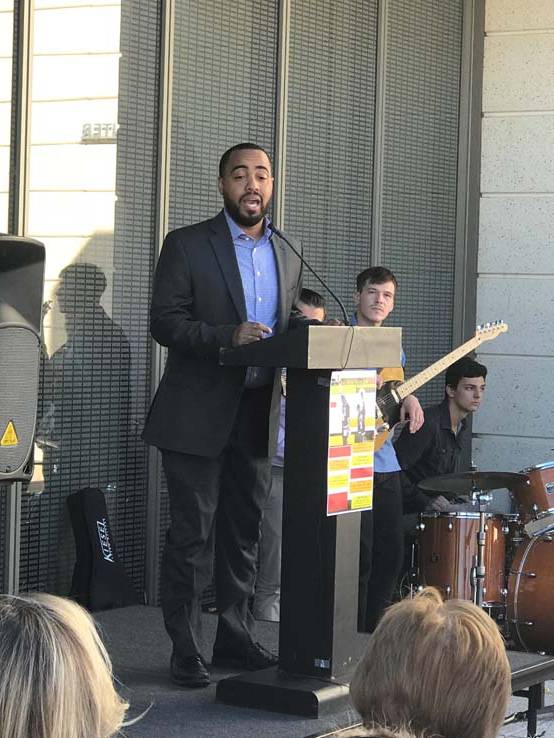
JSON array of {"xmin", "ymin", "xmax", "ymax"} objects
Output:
[{"xmin": 268, "ymin": 222, "xmax": 350, "ymax": 325}]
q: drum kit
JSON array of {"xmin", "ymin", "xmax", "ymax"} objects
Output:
[{"xmin": 408, "ymin": 461, "xmax": 554, "ymax": 654}]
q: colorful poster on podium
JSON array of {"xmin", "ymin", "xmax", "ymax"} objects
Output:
[{"xmin": 327, "ymin": 369, "xmax": 376, "ymax": 516}]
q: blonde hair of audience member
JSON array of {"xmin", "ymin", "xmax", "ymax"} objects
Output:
[
  {"xmin": 350, "ymin": 587, "xmax": 510, "ymax": 738},
  {"xmin": 0, "ymin": 593, "xmax": 128, "ymax": 738}
]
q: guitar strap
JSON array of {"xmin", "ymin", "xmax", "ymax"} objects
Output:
[{"xmin": 67, "ymin": 487, "xmax": 139, "ymax": 611}]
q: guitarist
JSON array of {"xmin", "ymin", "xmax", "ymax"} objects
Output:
[
  {"xmin": 353, "ymin": 267, "xmax": 424, "ymax": 632},
  {"xmin": 394, "ymin": 357, "xmax": 488, "ymax": 513}
]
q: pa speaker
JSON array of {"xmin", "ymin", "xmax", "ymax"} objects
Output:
[{"xmin": 0, "ymin": 236, "xmax": 45, "ymax": 482}]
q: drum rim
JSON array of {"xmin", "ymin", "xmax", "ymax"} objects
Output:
[
  {"xmin": 519, "ymin": 461, "xmax": 554, "ymax": 473},
  {"xmin": 419, "ymin": 511, "xmax": 501, "ymax": 520},
  {"xmin": 510, "ymin": 536, "xmax": 535, "ymax": 651},
  {"xmin": 534, "ymin": 508, "xmax": 554, "ymax": 518}
]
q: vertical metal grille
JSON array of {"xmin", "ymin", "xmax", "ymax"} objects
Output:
[
  {"xmin": 168, "ymin": 0, "xmax": 278, "ymax": 231},
  {"xmin": 285, "ymin": 0, "xmax": 378, "ymax": 317},
  {"xmin": 2, "ymin": 0, "xmax": 468, "ymax": 601},
  {"xmin": 109, "ymin": 0, "xmax": 161, "ymax": 593},
  {"xmin": 159, "ymin": 0, "xmax": 280, "ymax": 597},
  {"xmin": 18, "ymin": 0, "xmax": 162, "ymax": 598},
  {"xmin": 379, "ymin": 0, "xmax": 463, "ymax": 402}
]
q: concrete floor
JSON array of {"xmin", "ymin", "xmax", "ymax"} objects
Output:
[{"xmin": 95, "ymin": 605, "xmax": 554, "ymax": 738}]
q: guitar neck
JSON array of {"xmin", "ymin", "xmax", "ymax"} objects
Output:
[{"xmin": 396, "ymin": 336, "xmax": 480, "ymax": 400}]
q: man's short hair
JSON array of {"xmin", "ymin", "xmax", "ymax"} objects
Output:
[
  {"xmin": 218, "ymin": 143, "xmax": 272, "ymax": 177},
  {"xmin": 350, "ymin": 587, "xmax": 511, "ymax": 738},
  {"xmin": 298, "ymin": 288, "xmax": 326, "ymax": 311},
  {"xmin": 356, "ymin": 266, "xmax": 398, "ymax": 293},
  {"xmin": 445, "ymin": 357, "xmax": 487, "ymax": 390}
]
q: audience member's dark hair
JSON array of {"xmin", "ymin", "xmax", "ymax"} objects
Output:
[
  {"xmin": 445, "ymin": 357, "xmax": 488, "ymax": 389},
  {"xmin": 356, "ymin": 267, "xmax": 398, "ymax": 293},
  {"xmin": 218, "ymin": 143, "xmax": 272, "ymax": 177}
]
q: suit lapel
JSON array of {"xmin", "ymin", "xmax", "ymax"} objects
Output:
[
  {"xmin": 271, "ymin": 233, "xmax": 288, "ymax": 333},
  {"xmin": 209, "ymin": 211, "xmax": 247, "ymax": 322}
]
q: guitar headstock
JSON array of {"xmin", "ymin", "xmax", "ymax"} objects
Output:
[{"xmin": 475, "ymin": 320, "xmax": 508, "ymax": 343}]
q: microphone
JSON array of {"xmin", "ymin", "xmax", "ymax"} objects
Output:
[{"xmin": 268, "ymin": 222, "xmax": 349, "ymax": 325}]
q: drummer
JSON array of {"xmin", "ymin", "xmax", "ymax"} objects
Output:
[{"xmin": 394, "ymin": 357, "xmax": 487, "ymax": 514}]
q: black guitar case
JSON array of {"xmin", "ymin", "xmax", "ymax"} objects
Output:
[{"xmin": 67, "ymin": 487, "xmax": 140, "ymax": 611}]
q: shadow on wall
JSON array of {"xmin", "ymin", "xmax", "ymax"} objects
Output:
[{"xmin": 26, "ymin": 260, "xmax": 131, "ymax": 594}]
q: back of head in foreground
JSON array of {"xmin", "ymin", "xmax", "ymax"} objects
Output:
[
  {"xmin": 0, "ymin": 592, "xmax": 128, "ymax": 738},
  {"xmin": 350, "ymin": 588, "xmax": 511, "ymax": 738}
]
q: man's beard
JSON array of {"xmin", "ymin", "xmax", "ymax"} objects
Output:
[{"xmin": 223, "ymin": 194, "xmax": 269, "ymax": 228}]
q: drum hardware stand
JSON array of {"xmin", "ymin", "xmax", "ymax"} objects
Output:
[
  {"xmin": 504, "ymin": 683, "xmax": 554, "ymax": 738},
  {"xmin": 470, "ymin": 485, "xmax": 492, "ymax": 608},
  {"xmin": 406, "ymin": 537, "xmax": 420, "ymax": 598}
]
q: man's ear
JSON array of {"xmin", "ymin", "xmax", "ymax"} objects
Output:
[
  {"xmin": 445, "ymin": 384, "xmax": 455, "ymax": 399},
  {"xmin": 353, "ymin": 291, "xmax": 360, "ymax": 307},
  {"xmin": 217, "ymin": 177, "xmax": 223, "ymax": 195}
]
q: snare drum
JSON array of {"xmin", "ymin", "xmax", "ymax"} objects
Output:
[
  {"xmin": 513, "ymin": 462, "xmax": 554, "ymax": 522},
  {"xmin": 507, "ymin": 533, "xmax": 554, "ymax": 653},
  {"xmin": 418, "ymin": 512, "xmax": 506, "ymax": 604}
]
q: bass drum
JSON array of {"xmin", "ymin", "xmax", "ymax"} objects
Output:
[
  {"xmin": 507, "ymin": 534, "xmax": 554, "ymax": 653},
  {"xmin": 418, "ymin": 512, "xmax": 506, "ymax": 604}
]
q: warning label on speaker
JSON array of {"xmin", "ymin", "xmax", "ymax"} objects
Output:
[{"xmin": 0, "ymin": 421, "xmax": 19, "ymax": 446}]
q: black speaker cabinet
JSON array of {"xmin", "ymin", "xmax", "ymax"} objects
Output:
[{"xmin": 0, "ymin": 236, "xmax": 45, "ymax": 482}]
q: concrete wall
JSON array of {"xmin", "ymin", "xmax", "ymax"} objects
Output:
[{"xmin": 474, "ymin": 0, "xmax": 554, "ymax": 475}]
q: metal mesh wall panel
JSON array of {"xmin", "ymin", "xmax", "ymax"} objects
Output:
[
  {"xmin": 18, "ymin": 0, "xmax": 161, "ymax": 597},
  {"xmin": 284, "ymin": 0, "xmax": 378, "ymax": 319},
  {"xmin": 168, "ymin": 0, "xmax": 278, "ymax": 231},
  {"xmin": 379, "ymin": 0, "xmax": 463, "ymax": 403},
  {"xmin": 159, "ymin": 0, "xmax": 279, "ymax": 598},
  {"xmin": 109, "ymin": 0, "xmax": 161, "ymax": 594}
]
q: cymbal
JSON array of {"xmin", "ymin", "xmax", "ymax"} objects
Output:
[{"xmin": 418, "ymin": 471, "xmax": 528, "ymax": 496}]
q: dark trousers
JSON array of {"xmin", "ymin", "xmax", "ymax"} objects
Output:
[
  {"xmin": 358, "ymin": 470, "xmax": 404, "ymax": 632},
  {"xmin": 160, "ymin": 387, "xmax": 272, "ymax": 660}
]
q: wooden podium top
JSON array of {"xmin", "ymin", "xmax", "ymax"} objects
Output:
[{"xmin": 220, "ymin": 325, "xmax": 402, "ymax": 370}]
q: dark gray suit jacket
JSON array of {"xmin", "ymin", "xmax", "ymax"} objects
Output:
[{"xmin": 142, "ymin": 210, "xmax": 304, "ymax": 457}]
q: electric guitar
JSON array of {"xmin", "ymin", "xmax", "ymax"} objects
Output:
[{"xmin": 374, "ymin": 321, "xmax": 508, "ymax": 451}]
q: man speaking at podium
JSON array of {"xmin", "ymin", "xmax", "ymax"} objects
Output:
[{"xmin": 143, "ymin": 143, "xmax": 306, "ymax": 687}]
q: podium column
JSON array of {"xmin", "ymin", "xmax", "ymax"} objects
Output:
[{"xmin": 217, "ymin": 368, "xmax": 369, "ymax": 716}]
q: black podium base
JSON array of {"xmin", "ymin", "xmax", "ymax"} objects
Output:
[{"xmin": 216, "ymin": 666, "xmax": 351, "ymax": 717}]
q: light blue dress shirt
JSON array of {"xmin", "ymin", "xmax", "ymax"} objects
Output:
[
  {"xmin": 224, "ymin": 209, "xmax": 279, "ymax": 387},
  {"xmin": 350, "ymin": 312, "xmax": 405, "ymax": 473}
]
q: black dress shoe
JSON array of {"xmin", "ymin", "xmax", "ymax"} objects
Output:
[
  {"xmin": 170, "ymin": 653, "xmax": 210, "ymax": 688},
  {"xmin": 212, "ymin": 641, "xmax": 278, "ymax": 671}
]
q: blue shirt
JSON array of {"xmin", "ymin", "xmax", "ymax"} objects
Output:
[
  {"xmin": 224, "ymin": 209, "xmax": 279, "ymax": 329},
  {"xmin": 224, "ymin": 209, "xmax": 279, "ymax": 386},
  {"xmin": 350, "ymin": 312, "xmax": 404, "ymax": 473}
]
